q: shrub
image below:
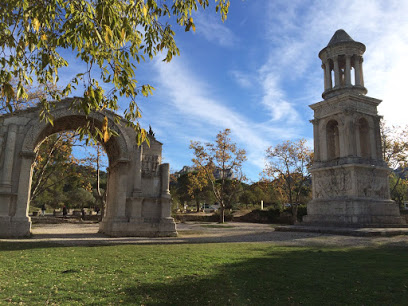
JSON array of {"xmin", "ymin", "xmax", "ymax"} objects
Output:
[
  {"xmin": 212, "ymin": 210, "xmax": 234, "ymax": 222},
  {"xmin": 297, "ymin": 205, "xmax": 308, "ymax": 221},
  {"xmin": 267, "ymin": 207, "xmax": 281, "ymax": 222}
]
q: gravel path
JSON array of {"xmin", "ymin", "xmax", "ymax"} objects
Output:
[{"xmin": 1, "ymin": 222, "xmax": 408, "ymax": 247}]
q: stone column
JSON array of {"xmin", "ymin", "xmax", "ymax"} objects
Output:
[
  {"xmin": 348, "ymin": 117, "xmax": 356, "ymax": 156},
  {"xmin": 14, "ymin": 151, "xmax": 36, "ymax": 220},
  {"xmin": 333, "ymin": 57, "xmax": 340, "ymax": 88},
  {"xmin": 338, "ymin": 120, "xmax": 346, "ymax": 157},
  {"xmin": 130, "ymin": 145, "xmax": 143, "ymax": 222},
  {"xmin": 324, "ymin": 61, "xmax": 332, "ymax": 90},
  {"xmin": 320, "ymin": 122, "xmax": 328, "ymax": 161},
  {"xmin": 132, "ymin": 145, "xmax": 142, "ymax": 197},
  {"xmin": 354, "ymin": 56, "xmax": 362, "ymax": 86},
  {"xmin": 161, "ymin": 163, "xmax": 170, "ymax": 197},
  {"xmin": 160, "ymin": 163, "xmax": 171, "ymax": 219},
  {"xmin": 355, "ymin": 123, "xmax": 361, "ymax": 157},
  {"xmin": 374, "ymin": 116, "xmax": 383, "ymax": 159},
  {"xmin": 345, "ymin": 55, "xmax": 352, "ymax": 86},
  {"xmin": 311, "ymin": 119, "xmax": 320, "ymax": 161},
  {"xmin": 369, "ymin": 121, "xmax": 377, "ymax": 160},
  {"xmin": 1, "ymin": 124, "xmax": 18, "ymax": 191},
  {"xmin": 359, "ymin": 58, "xmax": 365, "ymax": 87},
  {"xmin": 114, "ymin": 160, "xmax": 129, "ymax": 220}
]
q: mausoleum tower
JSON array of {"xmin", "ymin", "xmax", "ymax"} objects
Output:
[{"xmin": 303, "ymin": 29, "xmax": 405, "ymax": 226}]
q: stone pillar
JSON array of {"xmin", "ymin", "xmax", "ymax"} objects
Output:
[
  {"xmin": 359, "ymin": 58, "xmax": 365, "ymax": 87},
  {"xmin": 374, "ymin": 116, "xmax": 383, "ymax": 159},
  {"xmin": 369, "ymin": 122, "xmax": 377, "ymax": 160},
  {"xmin": 114, "ymin": 160, "xmax": 129, "ymax": 220},
  {"xmin": 323, "ymin": 63, "xmax": 331, "ymax": 91},
  {"xmin": 345, "ymin": 55, "xmax": 352, "ymax": 86},
  {"xmin": 347, "ymin": 117, "xmax": 356, "ymax": 156},
  {"xmin": 333, "ymin": 57, "xmax": 340, "ymax": 88},
  {"xmin": 322, "ymin": 64, "xmax": 327, "ymax": 91},
  {"xmin": 338, "ymin": 120, "xmax": 346, "ymax": 157},
  {"xmin": 311, "ymin": 119, "xmax": 320, "ymax": 161},
  {"xmin": 132, "ymin": 145, "xmax": 142, "ymax": 197},
  {"xmin": 160, "ymin": 163, "xmax": 171, "ymax": 219},
  {"xmin": 104, "ymin": 167, "xmax": 115, "ymax": 219},
  {"xmin": 14, "ymin": 151, "xmax": 36, "ymax": 221},
  {"xmin": 1, "ymin": 124, "xmax": 17, "ymax": 191},
  {"xmin": 320, "ymin": 122, "xmax": 328, "ymax": 161},
  {"xmin": 325, "ymin": 61, "xmax": 332, "ymax": 90},
  {"xmin": 161, "ymin": 163, "xmax": 170, "ymax": 197},
  {"xmin": 355, "ymin": 123, "xmax": 361, "ymax": 157},
  {"xmin": 354, "ymin": 56, "xmax": 362, "ymax": 86}
]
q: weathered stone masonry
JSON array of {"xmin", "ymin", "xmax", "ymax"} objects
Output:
[
  {"xmin": 0, "ymin": 99, "xmax": 177, "ymax": 237},
  {"xmin": 303, "ymin": 30, "xmax": 405, "ymax": 226}
]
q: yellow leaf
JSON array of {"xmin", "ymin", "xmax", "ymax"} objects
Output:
[
  {"xmin": 101, "ymin": 116, "xmax": 109, "ymax": 143},
  {"xmin": 104, "ymin": 25, "xmax": 112, "ymax": 44},
  {"xmin": 41, "ymin": 34, "xmax": 47, "ymax": 41},
  {"xmin": 32, "ymin": 18, "xmax": 40, "ymax": 32},
  {"xmin": 142, "ymin": 5, "xmax": 147, "ymax": 18}
]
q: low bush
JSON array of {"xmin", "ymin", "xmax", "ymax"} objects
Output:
[{"xmin": 297, "ymin": 205, "xmax": 308, "ymax": 221}]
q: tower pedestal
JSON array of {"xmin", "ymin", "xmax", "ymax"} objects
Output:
[{"xmin": 304, "ymin": 199, "xmax": 404, "ymax": 227}]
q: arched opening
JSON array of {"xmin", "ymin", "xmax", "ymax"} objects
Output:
[
  {"xmin": 29, "ymin": 131, "xmax": 109, "ymax": 224},
  {"xmin": 17, "ymin": 111, "xmax": 131, "ymax": 236},
  {"xmin": 326, "ymin": 120, "xmax": 340, "ymax": 160},
  {"xmin": 358, "ymin": 117, "xmax": 370, "ymax": 158}
]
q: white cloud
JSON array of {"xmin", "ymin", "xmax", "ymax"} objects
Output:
[
  {"xmin": 258, "ymin": 67, "xmax": 300, "ymax": 122},
  {"xmin": 260, "ymin": 0, "xmax": 408, "ymax": 126},
  {"xmin": 151, "ymin": 57, "xmax": 301, "ymax": 177},
  {"xmin": 195, "ymin": 13, "xmax": 238, "ymax": 47},
  {"xmin": 229, "ymin": 70, "xmax": 253, "ymax": 88}
]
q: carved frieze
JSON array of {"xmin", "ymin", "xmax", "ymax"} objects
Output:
[
  {"xmin": 313, "ymin": 168, "xmax": 352, "ymax": 199},
  {"xmin": 355, "ymin": 168, "xmax": 388, "ymax": 199},
  {"xmin": 141, "ymin": 155, "xmax": 160, "ymax": 177}
]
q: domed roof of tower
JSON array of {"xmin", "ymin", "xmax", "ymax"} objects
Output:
[{"xmin": 327, "ymin": 29, "xmax": 354, "ymax": 46}]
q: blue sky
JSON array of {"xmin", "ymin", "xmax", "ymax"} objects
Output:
[{"xmin": 65, "ymin": 0, "xmax": 408, "ymax": 182}]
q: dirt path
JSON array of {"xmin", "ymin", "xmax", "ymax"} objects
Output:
[{"xmin": 1, "ymin": 222, "xmax": 408, "ymax": 247}]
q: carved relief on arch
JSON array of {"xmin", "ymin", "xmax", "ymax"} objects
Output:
[{"xmin": 142, "ymin": 155, "xmax": 161, "ymax": 177}]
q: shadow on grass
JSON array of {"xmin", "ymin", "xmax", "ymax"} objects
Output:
[
  {"xmin": 121, "ymin": 246, "xmax": 408, "ymax": 305},
  {"xmin": 0, "ymin": 230, "xmax": 333, "ymax": 251}
]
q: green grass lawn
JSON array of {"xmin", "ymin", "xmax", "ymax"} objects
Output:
[{"xmin": 0, "ymin": 242, "xmax": 407, "ymax": 305}]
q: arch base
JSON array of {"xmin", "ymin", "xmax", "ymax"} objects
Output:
[
  {"xmin": 99, "ymin": 217, "xmax": 177, "ymax": 237},
  {"xmin": 0, "ymin": 217, "xmax": 31, "ymax": 238}
]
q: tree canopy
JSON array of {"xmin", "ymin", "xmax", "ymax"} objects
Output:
[
  {"xmin": 190, "ymin": 128, "xmax": 246, "ymax": 222},
  {"xmin": 0, "ymin": 0, "xmax": 230, "ymax": 143},
  {"xmin": 262, "ymin": 139, "xmax": 312, "ymax": 222}
]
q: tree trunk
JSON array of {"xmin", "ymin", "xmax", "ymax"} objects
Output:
[
  {"xmin": 219, "ymin": 203, "xmax": 225, "ymax": 223},
  {"xmin": 291, "ymin": 204, "xmax": 298, "ymax": 224}
]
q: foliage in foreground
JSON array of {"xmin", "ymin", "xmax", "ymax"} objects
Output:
[
  {"xmin": 0, "ymin": 242, "xmax": 407, "ymax": 305},
  {"xmin": 0, "ymin": 0, "xmax": 230, "ymax": 143}
]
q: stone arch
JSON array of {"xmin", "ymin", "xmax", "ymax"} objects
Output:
[
  {"xmin": 21, "ymin": 109, "xmax": 131, "ymax": 164},
  {"xmin": 326, "ymin": 119, "xmax": 340, "ymax": 160},
  {"xmin": 0, "ymin": 100, "xmax": 176, "ymax": 238}
]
